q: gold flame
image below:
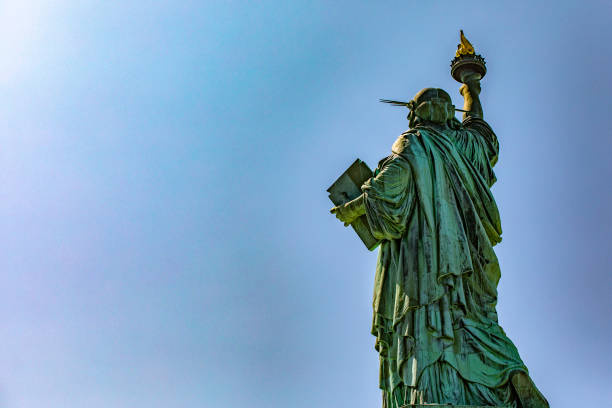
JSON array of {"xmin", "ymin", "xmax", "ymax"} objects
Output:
[{"xmin": 455, "ymin": 30, "xmax": 475, "ymax": 57}]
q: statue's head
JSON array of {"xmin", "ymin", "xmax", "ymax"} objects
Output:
[{"xmin": 408, "ymin": 88, "xmax": 456, "ymax": 128}]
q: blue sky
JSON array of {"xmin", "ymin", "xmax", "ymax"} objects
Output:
[{"xmin": 0, "ymin": 1, "xmax": 610, "ymax": 407}]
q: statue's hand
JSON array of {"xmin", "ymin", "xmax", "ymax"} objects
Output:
[
  {"xmin": 330, "ymin": 195, "xmax": 366, "ymax": 227},
  {"xmin": 460, "ymin": 78, "xmax": 481, "ymax": 97},
  {"xmin": 459, "ymin": 77, "xmax": 483, "ymax": 119},
  {"xmin": 330, "ymin": 204, "xmax": 358, "ymax": 226}
]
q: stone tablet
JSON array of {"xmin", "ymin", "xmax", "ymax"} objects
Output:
[{"xmin": 327, "ymin": 159, "xmax": 380, "ymax": 250}]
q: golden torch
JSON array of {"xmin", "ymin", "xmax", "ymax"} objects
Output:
[{"xmin": 450, "ymin": 30, "xmax": 486, "ymax": 83}]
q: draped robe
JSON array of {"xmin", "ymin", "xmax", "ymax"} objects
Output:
[{"xmin": 362, "ymin": 118, "xmax": 528, "ymax": 407}]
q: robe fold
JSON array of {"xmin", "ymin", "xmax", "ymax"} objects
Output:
[{"xmin": 362, "ymin": 118, "xmax": 527, "ymax": 407}]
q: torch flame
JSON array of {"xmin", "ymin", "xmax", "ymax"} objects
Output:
[{"xmin": 455, "ymin": 30, "xmax": 475, "ymax": 57}]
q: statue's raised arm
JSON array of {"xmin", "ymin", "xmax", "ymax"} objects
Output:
[
  {"xmin": 451, "ymin": 29, "xmax": 487, "ymax": 120},
  {"xmin": 460, "ymin": 76, "xmax": 483, "ymax": 120}
]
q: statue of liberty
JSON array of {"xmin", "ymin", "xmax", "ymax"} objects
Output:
[{"xmin": 329, "ymin": 33, "xmax": 549, "ymax": 408}]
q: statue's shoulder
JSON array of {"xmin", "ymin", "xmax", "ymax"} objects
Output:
[
  {"xmin": 391, "ymin": 129, "xmax": 420, "ymax": 155},
  {"xmin": 461, "ymin": 116, "xmax": 495, "ymax": 135}
]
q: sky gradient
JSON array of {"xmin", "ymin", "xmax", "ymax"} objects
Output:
[{"xmin": 0, "ymin": 1, "xmax": 610, "ymax": 407}]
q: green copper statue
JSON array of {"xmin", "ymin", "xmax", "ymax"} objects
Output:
[{"xmin": 329, "ymin": 32, "xmax": 549, "ymax": 408}]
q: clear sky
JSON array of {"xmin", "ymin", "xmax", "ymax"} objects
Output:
[{"xmin": 0, "ymin": 1, "xmax": 610, "ymax": 407}]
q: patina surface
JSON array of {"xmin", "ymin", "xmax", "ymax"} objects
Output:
[{"xmin": 330, "ymin": 33, "xmax": 549, "ymax": 408}]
